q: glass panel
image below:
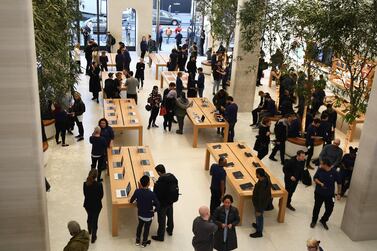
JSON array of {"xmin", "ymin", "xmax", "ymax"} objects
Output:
[{"xmin": 121, "ymin": 8, "xmax": 136, "ymax": 47}]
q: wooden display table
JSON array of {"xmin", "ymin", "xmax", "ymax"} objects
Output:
[
  {"xmin": 204, "ymin": 142, "xmax": 288, "ymax": 224},
  {"xmin": 103, "ymin": 99, "xmax": 143, "ymax": 145},
  {"xmin": 160, "ymin": 71, "xmax": 189, "ymax": 89},
  {"xmin": 107, "ymin": 146, "xmax": 158, "ymax": 236},
  {"xmin": 186, "ymin": 98, "xmax": 229, "ymax": 148},
  {"xmin": 148, "ymin": 52, "xmax": 169, "ymax": 80}
]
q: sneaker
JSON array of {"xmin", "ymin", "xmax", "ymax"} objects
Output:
[
  {"xmin": 151, "ymin": 236, "xmax": 164, "ymax": 241},
  {"xmin": 250, "ymin": 123, "xmax": 256, "ymax": 127},
  {"xmin": 287, "ymin": 205, "xmax": 296, "ymax": 211},
  {"xmin": 310, "ymin": 222, "xmax": 316, "ymax": 228},
  {"xmin": 176, "ymin": 130, "xmax": 183, "ymax": 135},
  {"xmin": 135, "ymin": 240, "xmax": 140, "ymax": 246},
  {"xmin": 166, "ymin": 228, "xmax": 173, "ymax": 236},
  {"xmin": 152, "ymin": 124, "xmax": 159, "ymax": 128},
  {"xmin": 91, "ymin": 236, "xmax": 97, "ymax": 243},
  {"xmin": 249, "ymin": 232, "xmax": 263, "ymax": 238},
  {"xmin": 56, "ymin": 141, "xmax": 61, "ymax": 144},
  {"xmin": 77, "ymin": 137, "xmax": 84, "ymax": 142},
  {"xmin": 74, "ymin": 135, "xmax": 81, "ymax": 138},
  {"xmin": 269, "ymin": 156, "xmax": 278, "ymax": 161},
  {"xmin": 319, "ymin": 219, "xmax": 329, "ymax": 230},
  {"xmin": 141, "ymin": 240, "xmax": 151, "ymax": 247},
  {"xmin": 147, "ymin": 125, "xmax": 151, "ymax": 130},
  {"xmin": 62, "ymin": 144, "xmax": 69, "ymax": 147}
]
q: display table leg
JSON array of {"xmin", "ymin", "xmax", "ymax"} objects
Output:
[
  {"xmin": 277, "ymin": 192, "xmax": 288, "ymax": 223},
  {"xmin": 223, "ymin": 125, "xmax": 229, "ymax": 143},
  {"xmin": 238, "ymin": 196, "xmax": 245, "ymax": 225},
  {"xmin": 205, "ymin": 149, "xmax": 210, "ymax": 170},
  {"xmin": 193, "ymin": 126, "xmax": 199, "ymax": 148},
  {"xmin": 138, "ymin": 127, "xmax": 143, "ymax": 146},
  {"xmin": 112, "ymin": 205, "xmax": 119, "ymax": 236}
]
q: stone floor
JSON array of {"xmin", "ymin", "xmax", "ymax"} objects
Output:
[{"xmin": 45, "ymin": 53, "xmax": 377, "ymax": 250}]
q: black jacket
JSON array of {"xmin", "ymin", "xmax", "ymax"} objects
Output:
[
  {"xmin": 283, "ymin": 156, "xmax": 305, "ymax": 181},
  {"xmin": 153, "ymin": 173, "xmax": 178, "ymax": 207},
  {"xmin": 72, "ymin": 99, "xmax": 85, "ymax": 116},
  {"xmin": 83, "ymin": 181, "xmax": 103, "ymax": 210},
  {"xmin": 274, "ymin": 119, "xmax": 288, "ymax": 142},
  {"xmin": 187, "ymin": 60, "xmax": 197, "ymax": 75},
  {"xmin": 104, "ymin": 79, "xmax": 117, "ymax": 99},
  {"xmin": 213, "ymin": 205, "xmax": 240, "ymax": 251},
  {"xmin": 135, "ymin": 62, "xmax": 145, "ymax": 79},
  {"xmin": 252, "ymin": 177, "xmax": 272, "ymax": 212}
]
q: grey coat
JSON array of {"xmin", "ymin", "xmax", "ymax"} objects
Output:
[
  {"xmin": 213, "ymin": 205, "xmax": 240, "ymax": 251},
  {"xmin": 192, "ymin": 216, "xmax": 218, "ymax": 251}
]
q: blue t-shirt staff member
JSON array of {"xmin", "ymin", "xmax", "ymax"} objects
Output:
[
  {"xmin": 210, "ymin": 157, "xmax": 227, "ymax": 215},
  {"xmin": 310, "ymin": 158, "xmax": 342, "ymax": 230}
]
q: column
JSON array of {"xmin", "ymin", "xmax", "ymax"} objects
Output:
[
  {"xmin": 229, "ymin": 0, "xmax": 259, "ymax": 112},
  {"xmin": 0, "ymin": 1, "xmax": 50, "ymax": 250},
  {"xmin": 341, "ymin": 72, "xmax": 377, "ymax": 241}
]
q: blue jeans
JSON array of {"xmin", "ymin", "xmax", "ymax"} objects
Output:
[{"xmin": 255, "ymin": 210, "xmax": 264, "ymax": 233}]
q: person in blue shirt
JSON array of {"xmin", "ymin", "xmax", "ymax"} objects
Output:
[
  {"xmin": 130, "ymin": 175, "xmax": 160, "ymax": 247},
  {"xmin": 197, "ymin": 68, "xmax": 205, "ymax": 98},
  {"xmin": 223, "ymin": 96, "xmax": 238, "ymax": 142},
  {"xmin": 306, "ymin": 118, "xmax": 321, "ymax": 169},
  {"xmin": 310, "ymin": 158, "xmax": 342, "ymax": 230},
  {"xmin": 210, "ymin": 157, "xmax": 227, "ymax": 215}
]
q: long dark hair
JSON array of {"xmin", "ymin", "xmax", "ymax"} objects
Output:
[
  {"xmin": 98, "ymin": 118, "xmax": 109, "ymax": 128},
  {"xmin": 85, "ymin": 169, "xmax": 98, "ymax": 186}
]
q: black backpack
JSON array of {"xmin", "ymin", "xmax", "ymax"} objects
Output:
[
  {"xmin": 165, "ymin": 174, "xmax": 179, "ymax": 204},
  {"xmin": 111, "ymin": 36, "xmax": 116, "ymax": 45}
]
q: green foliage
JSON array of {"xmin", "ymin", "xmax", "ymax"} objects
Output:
[
  {"xmin": 32, "ymin": 0, "xmax": 80, "ymax": 113},
  {"xmin": 210, "ymin": 0, "xmax": 238, "ymax": 49}
]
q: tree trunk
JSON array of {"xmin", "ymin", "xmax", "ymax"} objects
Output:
[{"xmin": 302, "ymin": 105, "xmax": 308, "ymax": 132}]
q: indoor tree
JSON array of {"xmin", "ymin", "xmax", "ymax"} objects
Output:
[
  {"xmin": 311, "ymin": 0, "xmax": 377, "ymax": 148},
  {"xmin": 33, "ymin": 0, "xmax": 81, "ymax": 117}
]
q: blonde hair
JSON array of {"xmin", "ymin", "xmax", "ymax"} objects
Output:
[
  {"xmin": 93, "ymin": 126, "xmax": 101, "ymax": 135},
  {"xmin": 307, "ymin": 238, "xmax": 320, "ymax": 248}
]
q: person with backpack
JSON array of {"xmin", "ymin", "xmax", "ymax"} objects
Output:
[
  {"xmin": 147, "ymin": 34, "xmax": 157, "ymax": 67},
  {"xmin": 106, "ymin": 31, "xmax": 115, "ymax": 53},
  {"xmin": 152, "ymin": 164, "xmax": 179, "ymax": 241},
  {"xmin": 283, "ymin": 150, "xmax": 306, "ymax": 211},
  {"xmin": 250, "ymin": 168, "xmax": 272, "ymax": 238}
]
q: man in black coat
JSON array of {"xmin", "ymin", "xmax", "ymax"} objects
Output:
[
  {"xmin": 269, "ymin": 114, "xmax": 294, "ymax": 165},
  {"xmin": 152, "ymin": 164, "xmax": 179, "ymax": 241},
  {"xmin": 283, "ymin": 150, "xmax": 306, "ymax": 211},
  {"xmin": 84, "ymin": 40, "xmax": 94, "ymax": 75}
]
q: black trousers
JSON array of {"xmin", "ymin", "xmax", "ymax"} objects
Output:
[
  {"xmin": 177, "ymin": 115, "xmax": 185, "ymax": 132},
  {"xmin": 136, "ymin": 218, "xmax": 152, "ymax": 243},
  {"xmin": 252, "ymin": 108, "xmax": 261, "ymax": 125},
  {"xmin": 74, "ymin": 116, "xmax": 84, "ymax": 137},
  {"xmin": 284, "ymin": 177, "xmax": 298, "ymax": 206},
  {"xmin": 100, "ymin": 64, "xmax": 108, "ymax": 72},
  {"xmin": 270, "ymin": 141, "xmax": 286, "ymax": 163},
  {"xmin": 85, "ymin": 208, "xmax": 101, "ymax": 237},
  {"xmin": 55, "ymin": 124, "xmax": 66, "ymax": 144},
  {"xmin": 91, "ymin": 155, "xmax": 105, "ymax": 180},
  {"xmin": 137, "ymin": 77, "xmax": 144, "ymax": 88},
  {"xmin": 75, "ymin": 60, "xmax": 82, "ymax": 73},
  {"xmin": 157, "ymin": 205, "xmax": 174, "ymax": 239},
  {"xmin": 127, "ymin": 93, "xmax": 138, "ymax": 104},
  {"xmin": 92, "ymin": 91, "xmax": 99, "ymax": 100},
  {"xmin": 148, "ymin": 107, "xmax": 159, "ymax": 126},
  {"xmin": 85, "ymin": 57, "xmax": 92, "ymax": 74},
  {"xmin": 312, "ymin": 193, "xmax": 334, "ymax": 223},
  {"xmin": 141, "ymin": 50, "xmax": 146, "ymax": 58},
  {"xmin": 106, "ymin": 45, "xmax": 111, "ymax": 53},
  {"xmin": 306, "ymin": 144, "xmax": 314, "ymax": 166},
  {"xmin": 163, "ymin": 112, "xmax": 174, "ymax": 131},
  {"xmin": 210, "ymin": 189, "xmax": 222, "ymax": 215},
  {"xmin": 228, "ymin": 123, "xmax": 235, "ymax": 142}
]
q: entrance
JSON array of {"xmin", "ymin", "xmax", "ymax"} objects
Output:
[{"xmin": 122, "ymin": 8, "xmax": 136, "ymax": 51}]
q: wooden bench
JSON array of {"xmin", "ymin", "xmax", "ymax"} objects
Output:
[
  {"xmin": 42, "ymin": 119, "xmax": 55, "ymax": 139},
  {"xmin": 107, "ymin": 146, "xmax": 158, "ymax": 236},
  {"xmin": 204, "ymin": 142, "xmax": 288, "ymax": 224},
  {"xmin": 103, "ymin": 99, "xmax": 143, "ymax": 145},
  {"xmin": 187, "ymin": 98, "xmax": 229, "ymax": 148},
  {"xmin": 286, "ymin": 137, "xmax": 323, "ymax": 158},
  {"xmin": 201, "ymin": 60, "xmax": 212, "ymax": 75}
]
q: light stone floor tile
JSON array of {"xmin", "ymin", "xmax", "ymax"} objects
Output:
[{"xmin": 45, "ymin": 53, "xmax": 377, "ymax": 250}]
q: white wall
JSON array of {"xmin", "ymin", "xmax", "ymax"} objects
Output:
[{"xmin": 108, "ymin": 0, "xmax": 153, "ymax": 55}]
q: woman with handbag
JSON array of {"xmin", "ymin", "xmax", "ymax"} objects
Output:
[
  {"xmin": 254, "ymin": 117, "xmax": 271, "ymax": 160},
  {"xmin": 147, "ymin": 86, "xmax": 162, "ymax": 129},
  {"xmin": 162, "ymin": 82, "xmax": 177, "ymax": 132}
]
